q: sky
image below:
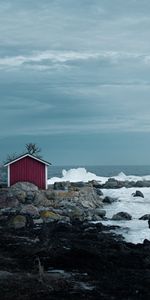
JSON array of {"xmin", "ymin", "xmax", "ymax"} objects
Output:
[{"xmin": 1, "ymin": 0, "xmax": 150, "ymax": 165}]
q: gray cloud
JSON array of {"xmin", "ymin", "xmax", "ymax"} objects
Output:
[{"xmin": 1, "ymin": 0, "xmax": 150, "ymax": 163}]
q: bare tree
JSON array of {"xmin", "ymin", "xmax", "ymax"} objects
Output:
[
  {"xmin": 4, "ymin": 153, "xmax": 19, "ymax": 164},
  {"xmin": 25, "ymin": 143, "xmax": 42, "ymax": 158}
]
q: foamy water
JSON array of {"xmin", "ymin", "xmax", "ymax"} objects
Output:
[
  {"xmin": 48, "ymin": 168, "xmax": 150, "ymax": 244},
  {"xmin": 48, "ymin": 167, "xmax": 150, "ymax": 185}
]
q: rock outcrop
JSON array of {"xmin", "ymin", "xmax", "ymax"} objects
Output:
[{"xmin": 112, "ymin": 212, "xmax": 132, "ymax": 220}]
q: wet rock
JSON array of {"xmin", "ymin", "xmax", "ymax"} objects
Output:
[
  {"xmin": 139, "ymin": 214, "xmax": 150, "ymax": 220},
  {"xmin": 103, "ymin": 196, "xmax": 117, "ymax": 204},
  {"xmin": 103, "ymin": 178, "xmax": 124, "ymax": 189},
  {"xmin": 112, "ymin": 212, "xmax": 132, "ymax": 220},
  {"xmin": 94, "ymin": 208, "xmax": 106, "ymax": 217},
  {"xmin": 95, "ymin": 189, "xmax": 103, "ymax": 196},
  {"xmin": 133, "ymin": 190, "xmax": 144, "ymax": 198},
  {"xmin": 90, "ymin": 180, "xmax": 102, "ymax": 189}
]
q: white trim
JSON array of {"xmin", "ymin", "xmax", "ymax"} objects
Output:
[
  {"xmin": 4, "ymin": 153, "xmax": 50, "ymax": 167},
  {"xmin": 8, "ymin": 165, "xmax": 10, "ymax": 187},
  {"xmin": 45, "ymin": 165, "xmax": 48, "ymax": 189}
]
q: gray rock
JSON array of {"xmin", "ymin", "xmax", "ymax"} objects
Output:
[
  {"xmin": 34, "ymin": 191, "xmax": 52, "ymax": 207},
  {"xmin": 54, "ymin": 181, "xmax": 70, "ymax": 190},
  {"xmin": 103, "ymin": 196, "xmax": 117, "ymax": 204},
  {"xmin": 0, "ymin": 190, "xmax": 19, "ymax": 208},
  {"xmin": 11, "ymin": 182, "xmax": 38, "ymax": 192},
  {"xmin": 112, "ymin": 212, "xmax": 132, "ymax": 221},
  {"xmin": 45, "ymin": 190, "xmax": 56, "ymax": 200},
  {"xmin": 94, "ymin": 208, "xmax": 106, "ymax": 217},
  {"xmin": 8, "ymin": 215, "xmax": 27, "ymax": 229},
  {"xmin": 91, "ymin": 180, "xmax": 102, "ymax": 189},
  {"xmin": 95, "ymin": 189, "xmax": 103, "ymax": 196},
  {"xmin": 133, "ymin": 190, "xmax": 144, "ymax": 198},
  {"xmin": 139, "ymin": 214, "xmax": 150, "ymax": 220},
  {"xmin": 26, "ymin": 191, "xmax": 35, "ymax": 202},
  {"xmin": 92, "ymin": 215, "xmax": 103, "ymax": 221},
  {"xmin": 14, "ymin": 191, "xmax": 26, "ymax": 203},
  {"xmin": 71, "ymin": 182, "xmax": 87, "ymax": 188},
  {"xmin": 20, "ymin": 204, "xmax": 39, "ymax": 217},
  {"xmin": 103, "ymin": 178, "xmax": 124, "ymax": 189}
]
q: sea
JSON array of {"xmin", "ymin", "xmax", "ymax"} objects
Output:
[
  {"xmin": 48, "ymin": 165, "xmax": 150, "ymax": 179},
  {"xmin": 48, "ymin": 165, "xmax": 150, "ymax": 245}
]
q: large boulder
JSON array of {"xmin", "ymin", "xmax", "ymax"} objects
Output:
[
  {"xmin": 112, "ymin": 212, "xmax": 132, "ymax": 221},
  {"xmin": 11, "ymin": 182, "xmax": 38, "ymax": 192}
]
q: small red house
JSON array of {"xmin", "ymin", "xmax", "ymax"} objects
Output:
[{"xmin": 4, "ymin": 153, "xmax": 51, "ymax": 189}]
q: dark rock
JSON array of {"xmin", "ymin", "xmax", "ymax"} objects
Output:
[
  {"xmin": 103, "ymin": 178, "xmax": 124, "ymax": 189},
  {"xmin": 70, "ymin": 182, "xmax": 87, "ymax": 188},
  {"xmin": 25, "ymin": 191, "xmax": 35, "ymax": 202},
  {"xmin": 91, "ymin": 180, "xmax": 102, "ymax": 189},
  {"xmin": 139, "ymin": 214, "xmax": 150, "ymax": 220},
  {"xmin": 95, "ymin": 188, "xmax": 103, "ymax": 196},
  {"xmin": 1, "ymin": 220, "xmax": 150, "ymax": 299},
  {"xmin": 133, "ymin": 190, "xmax": 144, "ymax": 198},
  {"xmin": 103, "ymin": 196, "xmax": 117, "ymax": 204},
  {"xmin": 112, "ymin": 212, "xmax": 132, "ymax": 220},
  {"xmin": 94, "ymin": 208, "xmax": 106, "ymax": 217},
  {"xmin": 54, "ymin": 181, "xmax": 70, "ymax": 190}
]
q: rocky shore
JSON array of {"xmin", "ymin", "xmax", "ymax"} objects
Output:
[{"xmin": 1, "ymin": 181, "xmax": 150, "ymax": 299}]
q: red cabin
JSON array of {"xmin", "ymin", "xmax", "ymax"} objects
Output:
[{"xmin": 4, "ymin": 153, "xmax": 51, "ymax": 189}]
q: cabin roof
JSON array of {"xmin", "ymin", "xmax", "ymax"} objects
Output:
[{"xmin": 4, "ymin": 153, "xmax": 51, "ymax": 167}]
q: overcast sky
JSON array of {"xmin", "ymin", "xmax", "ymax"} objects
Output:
[{"xmin": 1, "ymin": 0, "xmax": 150, "ymax": 165}]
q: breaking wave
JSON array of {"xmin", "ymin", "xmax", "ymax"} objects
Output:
[{"xmin": 48, "ymin": 168, "xmax": 150, "ymax": 184}]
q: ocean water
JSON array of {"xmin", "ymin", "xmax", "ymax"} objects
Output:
[
  {"xmin": 48, "ymin": 165, "xmax": 150, "ymax": 184},
  {"xmin": 48, "ymin": 165, "xmax": 150, "ymax": 244},
  {"xmin": 48, "ymin": 165, "xmax": 150, "ymax": 179}
]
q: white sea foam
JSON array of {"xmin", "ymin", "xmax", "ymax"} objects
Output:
[
  {"xmin": 48, "ymin": 168, "xmax": 150, "ymax": 244},
  {"xmin": 101, "ymin": 187, "xmax": 150, "ymax": 244},
  {"xmin": 48, "ymin": 167, "xmax": 150, "ymax": 184},
  {"xmin": 48, "ymin": 168, "xmax": 108, "ymax": 184}
]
